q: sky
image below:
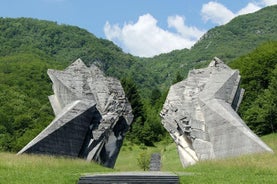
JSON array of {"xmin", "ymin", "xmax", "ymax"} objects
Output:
[{"xmin": 0, "ymin": 0, "xmax": 276, "ymax": 57}]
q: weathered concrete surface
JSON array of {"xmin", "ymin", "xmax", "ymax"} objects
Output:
[
  {"xmin": 78, "ymin": 172, "xmax": 179, "ymax": 184},
  {"xmin": 160, "ymin": 57, "xmax": 273, "ymax": 167},
  {"xmin": 18, "ymin": 58, "xmax": 133, "ymax": 168},
  {"xmin": 149, "ymin": 153, "xmax": 161, "ymax": 171}
]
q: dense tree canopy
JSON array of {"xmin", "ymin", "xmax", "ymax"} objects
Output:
[
  {"xmin": 0, "ymin": 53, "xmax": 63, "ymax": 151},
  {"xmin": 230, "ymin": 41, "xmax": 277, "ymax": 135}
]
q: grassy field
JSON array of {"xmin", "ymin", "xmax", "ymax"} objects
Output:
[
  {"xmin": 0, "ymin": 153, "xmax": 112, "ymax": 184},
  {"xmin": 0, "ymin": 134, "xmax": 276, "ymax": 183},
  {"xmin": 180, "ymin": 134, "xmax": 277, "ymax": 184}
]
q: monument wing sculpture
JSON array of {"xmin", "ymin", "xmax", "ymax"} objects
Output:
[
  {"xmin": 160, "ymin": 57, "xmax": 273, "ymax": 167},
  {"xmin": 18, "ymin": 58, "xmax": 133, "ymax": 168}
]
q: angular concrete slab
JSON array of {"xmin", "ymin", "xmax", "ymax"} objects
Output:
[
  {"xmin": 18, "ymin": 59, "xmax": 133, "ymax": 168},
  {"xmin": 160, "ymin": 57, "xmax": 273, "ymax": 167}
]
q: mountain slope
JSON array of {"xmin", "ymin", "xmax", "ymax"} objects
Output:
[
  {"xmin": 140, "ymin": 5, "xmax": 277, "ymax": 92},
  {"xmin": 0, "ymin": 6, "xmax": 276, "ymax": 94},
  {"xmin": 0, "ymin": 53, "xmax": 61, "ymax": 151},
  {"xmin": 191, "ymin": 4, "xmax": 277, "ymax": 61},
  {"xmin": 0, "ymin": 17, "xmax": 137, "ymax": 78}
]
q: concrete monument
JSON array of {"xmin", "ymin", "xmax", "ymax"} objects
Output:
[
  {"xmin": 160, "ymin": 57, "xmax": 273, "ymax": 167},
  {"xmin": 18, "ymin": 58, "xmax": 133, "ymax": 168}
]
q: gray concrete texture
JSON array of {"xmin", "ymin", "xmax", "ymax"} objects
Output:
[
  {"xmin": 160, "ymin": 57, "xmax": 273, "ymax": 167},
  {"xmin": 78, "ymin": 172, "xmax": 179, "ymax": 184},
  {"xmin": 18, "ymin": 59, "xmax": 133, "ymax": 168}
]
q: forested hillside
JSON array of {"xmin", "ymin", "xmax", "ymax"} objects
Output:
[
  {"xmin": 0, "ymin": 53, "xmax": 60, "ymax": 151},
  {"xmin": 140, "ymin": 5, "xmax": 277, "ymax": 92},
  {"xmin": 1, "ymin": 5, "xmax": 277, "ymax": 95},
  {"xmin": 230, "ymin": 41, "xmax": 277, "ymax": 135},
  {"xmin": 0, "ymin": 17, "xmax": 138, "ymax": 78},
  {"xmin": 0, "ymin": 5, "xmax": 276, "ymax": 152}
]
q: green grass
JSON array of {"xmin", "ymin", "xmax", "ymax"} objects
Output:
[
  {"xmin": 116, "ymin": 134, "xmax": 277, "ymax": 183},
  {"xmin": 179, "ymin": 134, "xmax": 277, "ymax": 184},
  {"xmin": 0, "ymin": 134, "xmax": 276, "ymax": 183},
  {"xmin": 0, "ymin": 153, "xmax": 111, "ymax": 184}
]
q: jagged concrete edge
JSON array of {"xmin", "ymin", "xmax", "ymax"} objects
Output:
[
  {"xmin": 160, "ymin": 58, "xmax": 273, "ymax": 167},
  {"xmin": 201, "ymin": 98, "xmax": 273, "ymax": 153},
  {"xmin": 199, "ymin": 65, "xmax": 273, "ymax": 153},
  {"xmin": 17, "ymin": 100, "xmax": 96, "ymax": 154}
]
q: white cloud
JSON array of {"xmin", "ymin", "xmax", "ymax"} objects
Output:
[
  {"xmin": 168, "ymin": 15, "xmax": 205, "ymax": 40},
  {"xmin": 104, "ymin": 14, "xmax": 205, "ymax": 57},
  {"xmin": 104, "ymin": 0, "xmax": 276, "ymax": 57},
  {"xmin": 201, "ymin": 2, "xmax": 235, "ymax": 25},
  {"xmin": 201, "ymin": 1, "xmax": 263, "ymax": 25},
  {"xmin": 262, "ymin": 0, "xmax": 277, "ymax": 6},
  {"xmin": 237, "ymin": 3, "xmax": 261, "ymax": 15}
]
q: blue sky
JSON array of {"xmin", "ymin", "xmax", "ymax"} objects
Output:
[{"xmin": 0, "ymin": 0, "xmax": 276, "ymax": 57}]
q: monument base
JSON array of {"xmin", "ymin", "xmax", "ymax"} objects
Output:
[{"xmin": 77, "ymin": 172, "xmax": 179, "ymax": 184}]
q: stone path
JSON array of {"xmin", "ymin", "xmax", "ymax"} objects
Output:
[{"xmin": 149, "ymin": 153, "xmax": 161, "ymax": 171}]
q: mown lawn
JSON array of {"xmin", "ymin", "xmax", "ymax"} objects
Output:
[{"xmin": 0, "ymin": 133, "xmax": 276, "ymax": 183}]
